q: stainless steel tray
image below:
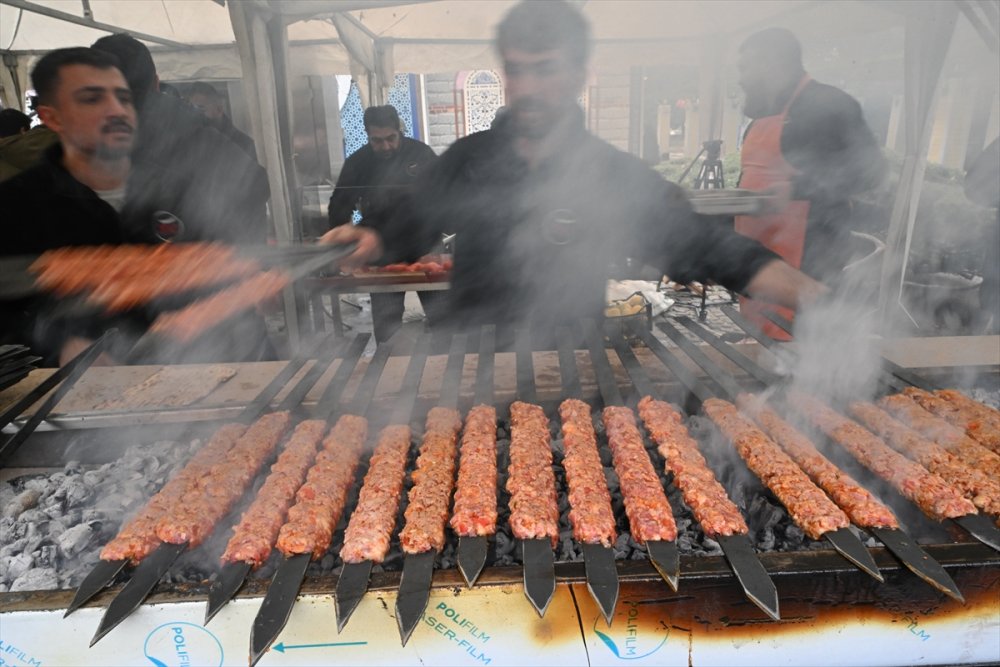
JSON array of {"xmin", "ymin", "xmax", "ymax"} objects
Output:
[{"xmin": 686, "ymin": 188, "xmax": 774, "ymax": 216}]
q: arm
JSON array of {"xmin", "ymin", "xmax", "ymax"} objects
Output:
[{"xmin": 782, "ymin": 85, "xmax": 886, "ymax": 202}]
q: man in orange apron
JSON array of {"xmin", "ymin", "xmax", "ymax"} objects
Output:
[{"xmin": 734, "ymin": 28, "xmax": 885, "ymax": 339}]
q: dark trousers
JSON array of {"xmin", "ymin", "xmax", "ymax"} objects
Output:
[{"xmin": 370, "ymin": 291, "xmax": 445, "ymax": 343}]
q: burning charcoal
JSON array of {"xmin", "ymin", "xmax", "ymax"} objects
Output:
[
  {"xmin": 701, "ymin": 537, "xmax": 722, "ymax": 555},
  {"xmin": 22, "ymin": 477, "xmax": 50, "ymax": 494},
  {"xmin": 64, "ymin": 460, "xmax": 83, "ymax": 474},
  {"xmin": 495, "ymin": 532, "xmax": 515, "ymax": 557},
  {"xmin": 603, "ymin": 467, "xmax": 619, "ymax": 492},
  {"xmin": 1, "ymin": 552, "xmax": 34, "ymax": 581},
  {"xmin": 57, "ymin": 524, "xmax": 93, "ymax": 557},
  {"xmin": 612, "ymin": 533, "xmax": 630, "ymax": 559},
  {"xmin": 10, "ymin": 567, "xmax": 59, "ymax": 591},
  {"xmin": 2, "ymin": 489, "xmax": 42, "ymax": 519},
  {"xmin": 320, "ymin": 553, "xmax": 335, "ymax": 572}
]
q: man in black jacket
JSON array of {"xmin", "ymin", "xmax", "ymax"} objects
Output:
[
  {"xmin": 327, "ymin": 105, "xmax": 439, "ymax": 342},
  {"xmin": 322, "ymin": 1, "xmax": 825, "ymax": 347},
  {"xmin": 185, "ymin": 81, "xmax": 257, "ymax": 159},
  {"xmin": 91, "ymin": 33, "xmax": 269, "ymax": 245},
  {"xmin": 0, "ymin": 48, "xmax": 272, "ymax": 365}
]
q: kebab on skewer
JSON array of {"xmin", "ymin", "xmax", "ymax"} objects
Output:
[
  {"xmin": 637, "ymin": 397, "xmax": 749, "ymax": 538},
  {"xmin": 903, "ymin": 388, "xmax": 1000, "ymax": 455},
  {"xmin": 879, "ymin": 393, "xmax": 1000, "ymax": 480},
  {"xmin": 559, "ymin": 399, "xmax": 617, "ymax": 548},
  {"xmin": 602, "ymin": 406, "xmax": 678, "ymax": 544},
  {"xmin": 98, "ymin": 423, "xmax": 248, "ymax": 564},
  {"xmin": 786, "ymin": 393, "xmax": 977, "ymax": 522},
  {"xmin": 450, "ymin": 405, "xmax": 499, "ymax": 539},
  {"xmin": 339, "ymin": 425, "xmax": 412, "ymax": 564},
  {"xmin": 155, "ymin": 412, "xmax": 292, "ymax": 546},
  {"xmin": 702, "ymin": 399, "xmax": 853, "ymax": 540},
  {"xmin": 507, "ymin": 401, "xmax": 560, "ymax": 547},
  {"xmin": 399, "ymin": 408, "xmax": 464, "ymax": 554},
  {"xmin": 849, "ymin": 402, "xmax": 1000, "ymax": 517}
]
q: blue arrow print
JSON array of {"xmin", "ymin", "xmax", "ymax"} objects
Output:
[{"xmin": 273, "ymin": 641, "xmax": 368, "ymax": 653}]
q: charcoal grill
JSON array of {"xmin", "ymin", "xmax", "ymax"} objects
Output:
[{"xmin": 1, "ymin": 321, "xmax": 998, "ymax": 667}]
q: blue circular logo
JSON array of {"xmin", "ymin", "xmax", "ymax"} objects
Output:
[
  {"xmin": 143, "ymin": 621, "xmax": 224, "ymax": 667},
  {"xmin": 592, "ymin": 601, "xmax": 669, "ymax": 661}
]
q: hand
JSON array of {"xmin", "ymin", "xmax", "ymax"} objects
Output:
[
  {"xmin": 744, "ymin": 259, "xmax": 829, "ymax": 310},
  {"xmin": 318, "ymin": 224, "xmax": 383, "ymax": 270},
  {"xmin": 59, "ymin": 336, "xmax": 116, "ymax": 367}
]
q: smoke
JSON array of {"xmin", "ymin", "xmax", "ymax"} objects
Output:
[{"xmin": 785, "ymin": 290, "xmax": 882, "ymax": 407}]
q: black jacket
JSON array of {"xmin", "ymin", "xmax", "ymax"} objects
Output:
[
  {"xmin": 741, "ymin": 78, "xmax": 886, "ymax": 280},
  {"xmin": 126, "ymin": 92, "xmax": 269, "ymax": 245},
  {"xmin": 328, "ymin": 137, "xmax": 437, "ymax": 247},
  {"xmin": 380, "ymin": 112, "xmax": 779, "ymax": 339},
  {"xmin": 0, "ymin": 144, "xmax": 272, "ymax": 365}
]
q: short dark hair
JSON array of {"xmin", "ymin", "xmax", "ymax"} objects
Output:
[
  {"xmin": 363, "ymin": 105, "xmax": 402, "ymax": 132},
  {"xmin": 0, "ymin": 108, "xmax": 31, "ymax": 138},
  {"xmin": 91, "ymin": 33, "xmax": 157, "ymax": 109},
  {"xmin": 31, "ymin": 47, "xmax": 122, "ymax": 107},
  {"xmin": 187, "ymin": 81, "xmax": 223, "ymax": 100},
  {"xmin": 496, "ymin": 0, "xmax": 591, "ymax": 67},
  {"xmin": 739, "ymin": 28, "xmax": 803, "ymax": 68}
]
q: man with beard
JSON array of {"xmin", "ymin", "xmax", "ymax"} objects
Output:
[
  {"xmin": 91, "ymin": 33, "xmax": 269, "ymax": 245},
  {"xmin": 185, "ymin": 81, "xmax": 256, "ymax": 158},
  {"xmin": 0, "ymin": 48, "xmax": 270, "ymax": 366},
  {"xmin": 327, "ymin": 105, "xmax": 439, "ymax": 342},
  {"xmin": 735, "ymin": 28, "xmax": 885, "ymax": 338},
  {"xmin": 322, "ymin": 1, "xmax": 826, "ymax": 347}
]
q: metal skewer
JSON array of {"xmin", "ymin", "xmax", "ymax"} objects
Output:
[
  {"xmin": 457, "ymin": 325, "xmax": 496, "ymax": 589},
  {"xmin": 675, "ymin": 316, "xmax": 966, "ymax": 601},
  {"xmin": 635, "ymin": 326, "xmax": 780, "ymax": 621},
  {"xmin": 92, "ymin": 337, "xmax": 340, "ymax": 645},
  {"xmin": 396, "ymin": 332, "xmax": 467, "ymax": 646},
  {"xmin": 66, "ymin": 345, "xmax": 310, "ymax": 618},
  {"xmin": 204, "ymin": 334, "xmax": 372, "ymax": 625},
  {"xmin": 330, "ymin": 334, "xmax": 429, "ymax": 637}
]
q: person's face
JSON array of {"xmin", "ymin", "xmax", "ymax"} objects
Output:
[
  {"xmin": 188, "ymin": 92, "xmax": 224, "ymax": 121},
  {"xmin": 502, "ymin": 46, "xmax": 585, "ymax": 139},
  {"xmin": 737, "ymin": 48, "xmax": 769, "ymax": 98},
  {"xmin": 367, "ymin": 124, "xmax": 401, "ymax": 158},
  {"xmin": 37, "ymin": 64, "xmax": 136, "ymax": 160}
]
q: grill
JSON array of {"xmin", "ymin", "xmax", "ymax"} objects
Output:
[{"xmin": 1, "ymin": 316, "xmax": 998, "ymax": 667}]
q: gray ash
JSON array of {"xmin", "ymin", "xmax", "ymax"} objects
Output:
[{"xmin": 0, "ymin": 440, "xmax": 194, "ymax": 591}]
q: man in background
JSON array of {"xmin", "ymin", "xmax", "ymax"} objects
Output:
[
  {"xmin": 186, "ymin": 81, "xmax": 256, "ymax": 158},
  {"xmin": 0, "ymin": 109, "xmax": 31, "ymax": 138},
  {"xmin": 0, "ymin": 105, "xmax": 58, "ymax": 183},
  {"xmin": 735, "ymin": 27, "xmax": 885, "ymax": 338},
  {"xmin": 322, "ymin": 1, "xmax": 826, "ymax": 348},
  {"xmin": 0, "ymin": 47, "xmax": 273, "ymax": 365},
  {"xmin": 965, "ymin": 137, "xmax": 999, "ymax": 333},
  {"xmin": 327, "ymin": 105, "xmax": 439, "ymax": 343},
  {"xmin": 91, "ymin": 33, "xmax": 269, "ymax": 244}
]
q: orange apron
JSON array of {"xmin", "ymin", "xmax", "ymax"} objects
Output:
[{"xmin": 735, "ymin": 75, "xmax": 811, "ymax": 341}]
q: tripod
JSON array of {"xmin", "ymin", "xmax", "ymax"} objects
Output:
[
  {"xmin": 677, "ymin": 140, "xmax": 732, "ymax": 320},
  {"xmin": 694, "ymin": 139, "xmax": 725, "ymax": 189}
]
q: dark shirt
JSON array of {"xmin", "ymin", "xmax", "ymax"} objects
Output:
[
  {"xmin": 328, "ymin": 137, "xmax": 437, "ymax": 247},
  {"xmin": 381, "ymin": 112, "xmax": 779, "ymax": 337},
  {"xmin": 127, "ymin": 92, "xmax": 269, "ymax": 244},
  {"xmin": 215, "ymin": 114, "xmax": 257, "ymax": 160},
  {"xmin": 0, "ymin": 144, "xmax": 272, "ymax": 365},
  {"xmin": 746, "ymin": 80, "xmax": 888, "ymax": 281},
  {"xmin": 741, "ymin": 78, "xmax": 886, "ymax": 280}
]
